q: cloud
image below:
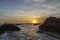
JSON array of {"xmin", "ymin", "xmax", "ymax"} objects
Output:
[{"xmin": 0, "ymin": 0, "xmax": 60, "ymax": 19}]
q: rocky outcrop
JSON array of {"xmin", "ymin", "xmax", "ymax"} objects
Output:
[
  {"xmin": 0, "ymin": 23, "xmax": 21, "ymax": 35},
  {"xmin": 38, "ymin": 17, "xmax": 60, "ymax": 33}
]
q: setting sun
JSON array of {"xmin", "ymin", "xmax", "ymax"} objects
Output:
[
  {"xmin": 30, "ymin": 18, "xmax": 41, "ymax": 23},
  {"xmin": 32, "ymin": 20, "xmax": 37, "ymax": 23}
]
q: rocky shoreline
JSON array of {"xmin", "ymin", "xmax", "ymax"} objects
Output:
[{"xmin": 0, "ymin": 23, "xmax": 20, "ymax": 35}]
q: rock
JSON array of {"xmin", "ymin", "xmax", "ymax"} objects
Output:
[
  {"xmin": 0, "ymin": 23, "xmax": 21, "ymax": 35},
  {"xmin": 0, "ymin": 26, "xmax": 4, "ymax": 35},
  {"xmin": 38, "ymin": 17, "xmax": 60, "ymax": 33},
  {"xmin": 1, "ymin": 23, "xmax": 21, "ymax": 31}
]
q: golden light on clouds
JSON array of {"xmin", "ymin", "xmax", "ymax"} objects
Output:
[{"xmin": 0, "ymin": 17, "xmax": 44, "ymax": 23}]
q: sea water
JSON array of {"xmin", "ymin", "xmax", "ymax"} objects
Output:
[{"xmin": 0, "ymin": 24, "xmax": 60, "ymax": 40}]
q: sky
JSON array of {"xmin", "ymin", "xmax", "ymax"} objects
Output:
[{"xmin": 0, "ymin": 0, "xmax": 60, "ymax": 23}]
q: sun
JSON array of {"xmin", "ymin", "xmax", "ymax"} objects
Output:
[{"xmin": 32, "ymin": 20, "xmax": 37, "ymax": 23}]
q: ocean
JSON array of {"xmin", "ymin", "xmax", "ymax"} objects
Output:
[{"xmin": 0, "ymin": 24, "xmax": 60, "ymax": 40}]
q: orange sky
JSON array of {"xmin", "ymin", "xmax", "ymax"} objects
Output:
[{"xmin": 0, "ymin": 17, "xmax": 44, "ymax": 23}]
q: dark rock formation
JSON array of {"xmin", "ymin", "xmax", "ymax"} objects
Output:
[
  {"xmin": 0, "ymin": 23, "xmax": 21, "ymax": 35},
  {"xmin": 38, "ymin": 17, "xmax": 60, "ymax": 33},
  {"xmin": 0, "ymin": 26, "xmax": 4, "ymax": 35}
]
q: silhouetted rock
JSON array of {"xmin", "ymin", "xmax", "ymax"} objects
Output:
[
  {"xmin": 2, "ymin": 23, "xmax": 21, "ymax": 31},
  {"xmin": 0, "ymin": 23, "xmax": 21, "ymax": 35},
  {"xmin": 0, "ymin": 26, "xmax": 4, "ymax": 35},
  {"xmin": 38, "ymin": 17, "xmax": 60, "ymax": 33}
]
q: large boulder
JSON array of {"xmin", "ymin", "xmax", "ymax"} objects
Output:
[
  {"xmin": 1, "ymin": 23, "xmax": 21, "ymax": 31},
  {"xmin": 0, "ymin": 23, "xmax": 21, "ymax": 35},
  {"xmin": 38, "ymin": 17, "xmax": 60, "ymax": 33}
]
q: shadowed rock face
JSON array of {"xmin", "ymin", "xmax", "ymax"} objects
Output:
[
  {"xmin": 1, "ymin": 23, "xmax": 20, "ymax": 31},
  {"xmin": 38, "ymin": 17, "xmax": 60, "ymax": 33},
  {"xmin": 0, "ymin": 23, "xmax": 20, "ymax": 35}
]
